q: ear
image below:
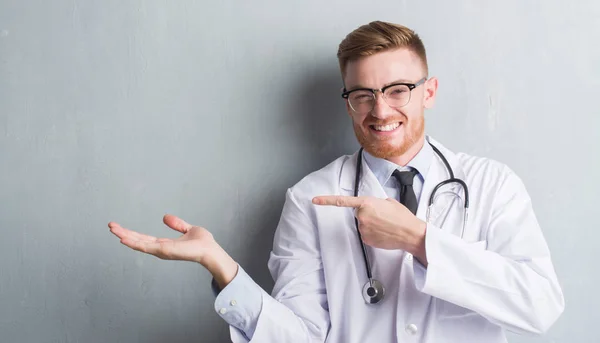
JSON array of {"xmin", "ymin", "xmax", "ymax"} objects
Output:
[
  {"xmin": 423, "ymin": 77, "xmax": 439, "ymax": 109},
  {"xmin": 341, "ymin": 86, "xmax": 353, "ymax": 118}
]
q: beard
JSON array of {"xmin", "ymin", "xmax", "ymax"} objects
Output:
[{"xmin": 353, "ymin": 114, "xmax": 425, "ymax": 160}]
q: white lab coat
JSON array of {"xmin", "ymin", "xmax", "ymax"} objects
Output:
[{"xmin": 230, "ymin": 136, "xmax": 564, "ymax": 343}]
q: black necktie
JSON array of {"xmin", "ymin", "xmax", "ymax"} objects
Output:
[{"xmin": 392, "ymin": 169, "xmax": 419, "ymax": 214}]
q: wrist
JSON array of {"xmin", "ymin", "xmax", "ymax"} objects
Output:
[{"xmin": 201, "ymin": 243, "xmax": 239, "ymax": 289}]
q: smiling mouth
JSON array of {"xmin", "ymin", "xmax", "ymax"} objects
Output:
[{"xmin": 370, "ymin": 122, "xmax": 402, "ymax": 132}]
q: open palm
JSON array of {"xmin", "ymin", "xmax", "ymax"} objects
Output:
[{"xmin": 109, "ymin": 214, "xmax": 216, "ymax": 263}]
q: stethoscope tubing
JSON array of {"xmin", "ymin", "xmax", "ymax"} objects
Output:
[{"xmin": 354, "ymin": 142, "xmax": 469, "ymax": 304}]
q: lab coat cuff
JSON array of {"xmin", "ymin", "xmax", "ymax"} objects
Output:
[
  {"xmin": 213, "ymin": 265, "xmax": 263, "ymax": 340},
  {"xmin": 416, "ymin": 225, "xmax": 450, "ymax": 296},
  {"xmin": 412, "ymin": 223, "xmax": 441, "ymax": 291},
  {"xmin": 417, "ymin": 224, "xmax": 487, "ymax": 297}
]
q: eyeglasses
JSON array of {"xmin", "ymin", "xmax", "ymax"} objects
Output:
[{"xmin": 341, "ymin": 77, "xmax": 427, "ymax": 114}]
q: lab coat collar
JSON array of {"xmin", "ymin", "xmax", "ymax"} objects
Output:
[
  {"xmin": 340, "ymin": 135, "xmax": 467, "ymax": 222},
  {"xmin": 362, "ymin": 140, "xmax": 433, "ymax": 190},
  {"xmin": 416, "ymin": 136, "xmax": 467, "ymax": 223}
]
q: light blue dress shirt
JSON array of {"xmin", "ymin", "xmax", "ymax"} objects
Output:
[{"xmin": 211, "ymin": 142, "xmax": 434, "ymax": 340}]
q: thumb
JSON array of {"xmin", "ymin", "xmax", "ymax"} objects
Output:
[{"xmin": 163, "ymin": 214, "xmax": 193, "ymax": 234}]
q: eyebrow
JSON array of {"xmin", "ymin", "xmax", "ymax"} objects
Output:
[{"xmin": 346, "ymin": 78, "xmax": 415, "ymax": 91}]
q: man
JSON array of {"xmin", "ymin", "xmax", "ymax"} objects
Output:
[{"xmin": 109, "ymin": 21, "xmax": 564, "ymax": 342}]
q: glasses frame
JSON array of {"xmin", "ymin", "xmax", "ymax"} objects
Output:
[{"xmin": 341, "ymin": 77, "xmax": 427, "ymax": 114}]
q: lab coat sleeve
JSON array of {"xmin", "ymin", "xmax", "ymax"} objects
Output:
[
  {"xmin": 415, "ymin": 167, "xmax": 565, "ymax": 335},
  {"xmin": 227, "ymin": 187, "xmax": 330, "ymax": 343}
]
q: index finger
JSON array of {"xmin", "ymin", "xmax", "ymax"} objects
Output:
[
  {"xmin": 108, "ymin": 222, "xmax": 158, "ymax": 243},
  {"xmin": 312, "ymin": 195, "xmax": 366, "ymax": 208}
]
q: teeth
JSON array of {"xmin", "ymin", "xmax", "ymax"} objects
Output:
[{"xmin": 373, "ymin": 123, "xmax": 400, "ymax": 131}]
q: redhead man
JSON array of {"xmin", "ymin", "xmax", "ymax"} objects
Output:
[{"xmin": 110, "ymin": 21, "xmax": 564, "ymax": 343}]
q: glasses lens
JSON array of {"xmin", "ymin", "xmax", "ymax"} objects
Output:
[
  {"xmin": 384, "ymin": 84, "xmax": 411, "ymax": 108},
  {"xmin": 348, "ymin": 90, "xmax": 374, "ymax": 114}
]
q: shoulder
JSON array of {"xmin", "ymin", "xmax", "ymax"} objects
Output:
[
  {"xmin": 457, "ymin": 151, "xmax": 519, "ymax": 178},
  {"xmin": 455, "ymin": 151, "xmax": 528, "ymax": 197},
  {"xmin": 428, "ymin": 136, "xmax": 518, "ymax": 185},
  {"xmin": 457, "ymin": 152, "xmax": 510, "ymax": 178},
  {"xmin": 285, "ymin": 153, "xmax": 354, "ymax": 204}
]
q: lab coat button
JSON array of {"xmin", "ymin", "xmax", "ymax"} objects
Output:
[
  {"xmin": 230, "ymin": 300, "xmax": 237, "ymax": 306},
  {"xmin": 406, "ymin": 253, "xmax": 413, "ymax": 261},
  {"xmin": 219, "ymin": 308, "xmax": 227, "ymax": 315},
  {"xmin": 405, "ymin": 324, "xmax": 418, "ymax": 335}
]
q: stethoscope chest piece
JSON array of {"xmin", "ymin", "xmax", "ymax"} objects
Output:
[{"xmin": 362, "ymin": 279, "xmax": 385, "ymax": 304}]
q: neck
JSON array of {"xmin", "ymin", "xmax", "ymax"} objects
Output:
[{"xmin": 386, "ymin": 136, "xmax": 426, "ymax": 166}]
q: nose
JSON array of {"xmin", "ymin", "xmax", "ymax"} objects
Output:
[{"xmin": 370, "ymin": 92, "xmax": 395, "ymax": 119}]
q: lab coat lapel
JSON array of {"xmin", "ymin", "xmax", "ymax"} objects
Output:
[
  {"xmin": 340, "ymin": 150, "xmax": 388, "ymax": 200},
  {"xmin": 416, "ymin": 138, "xmax": 466, "ymax": 237},
  {"xmin": 338, "ymin": 150, "xmax": 390, "ymax": 280}
]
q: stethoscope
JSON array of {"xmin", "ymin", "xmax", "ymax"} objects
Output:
[{"xmin": 354, "ymin": 141, "xmax": 470, "ymax": 304}]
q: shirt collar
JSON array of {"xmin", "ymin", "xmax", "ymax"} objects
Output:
[{"xmin": 363, "ymin": 138, "xmax": 433, "ymax": 187}]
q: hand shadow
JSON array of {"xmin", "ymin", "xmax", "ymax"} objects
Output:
[{"xmin": 237, "ymin": 60, "xmax": 358, "ymax": 295}]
